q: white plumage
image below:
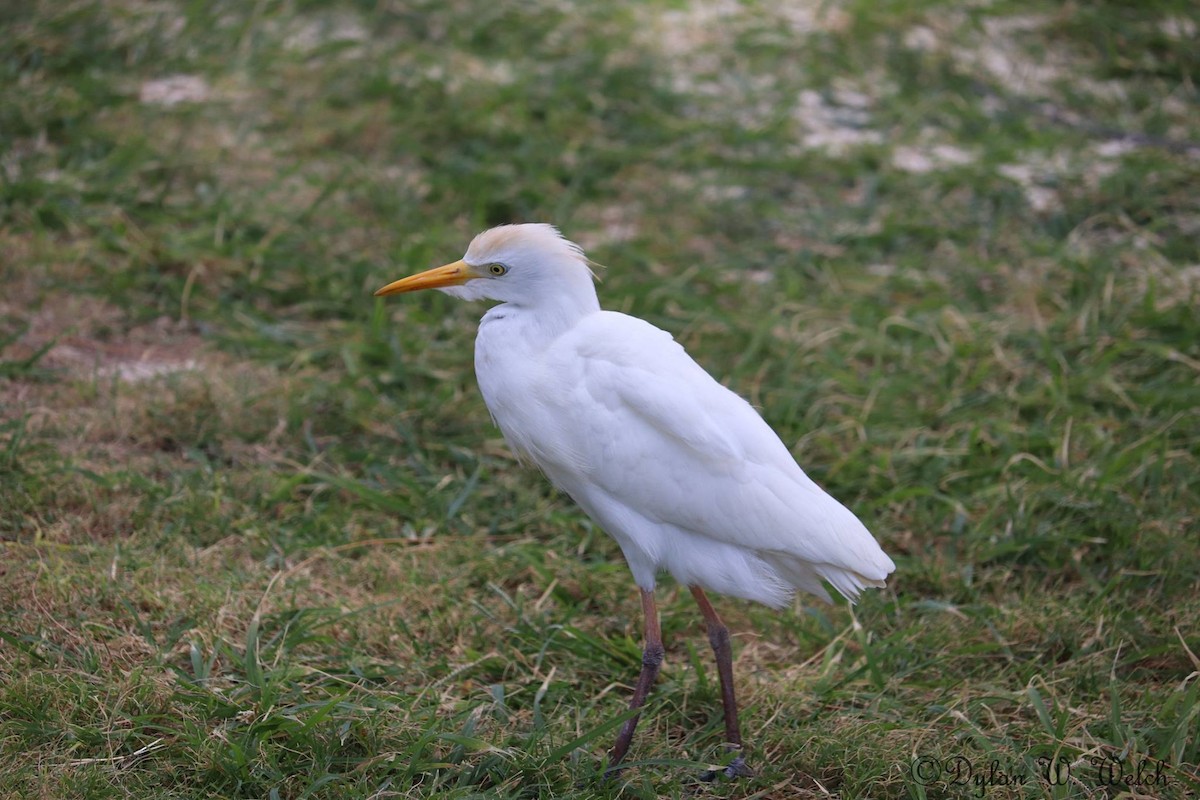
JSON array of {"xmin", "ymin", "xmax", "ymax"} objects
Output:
[{"xmin": 375, "ymin": 223, "xmax": 895, "ymax": 776}]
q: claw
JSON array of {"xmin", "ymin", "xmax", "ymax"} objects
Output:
[
  {"xmin": 601, "ymin": 765, "xmax": 623, "ymax": 783},
  {"xmin": 699, "ymin": 755, "xmax": 752, "ymax": 781}
]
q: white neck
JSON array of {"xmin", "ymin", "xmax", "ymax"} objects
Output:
[{"xmin": 495, "ymin": 275, "xmax": 600, "ymax": 339}]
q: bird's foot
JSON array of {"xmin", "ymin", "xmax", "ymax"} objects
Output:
[
  {"xmin": 600, "ymin": 764, "xmax": 623, "ymax": 783},
  {"xmin": 699, "ymin": 755, "xmax": 752, "ymax": 781}
]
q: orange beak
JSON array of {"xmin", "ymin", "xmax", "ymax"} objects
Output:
[{"xmin": 374, "ymin": 260, "xmax": 474, "ymax": 296}]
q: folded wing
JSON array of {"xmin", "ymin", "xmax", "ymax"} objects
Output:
[{"xmin": 526, "ymin": 312, "xmax": 895, "ymax": 607}]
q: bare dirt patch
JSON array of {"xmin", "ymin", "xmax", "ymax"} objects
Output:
[{"xmin": 1, "ymin": 261, "xmax": 294, "ymax": 475}]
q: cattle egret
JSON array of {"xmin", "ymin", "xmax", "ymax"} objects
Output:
[{"xmin": 375, "ymin": 224, "xmax": 895, "ymax": 778}]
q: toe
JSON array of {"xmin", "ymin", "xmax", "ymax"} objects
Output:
[{"xmin": 699, "ymin": 755, "xmax": 752, "ymax": 781}]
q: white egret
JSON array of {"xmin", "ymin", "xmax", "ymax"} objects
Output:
[{"xmin": 375, "ymin": 224, "xmax": 895, "ymax": 778}]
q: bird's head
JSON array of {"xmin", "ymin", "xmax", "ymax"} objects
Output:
[{"xmin": 375, "ymin": 223, "xmax": 597, "ymax": 308}]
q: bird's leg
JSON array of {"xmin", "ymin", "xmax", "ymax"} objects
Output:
[
  {"xmin": 690, "ymin": 585, "xmax": 753, "ymax": 779},
  {"xmin": 606, "ymin": 588, "xmax": 664, "ymax": 776}
]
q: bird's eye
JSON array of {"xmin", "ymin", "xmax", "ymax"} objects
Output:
[{"xmin": 488, "ymin": 263, "xmax": 508, "ymax": 276}]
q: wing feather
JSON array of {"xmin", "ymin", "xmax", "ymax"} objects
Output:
[{"xmin": 524, "ymin": 311, "xmax": 894, "ymax": 603}]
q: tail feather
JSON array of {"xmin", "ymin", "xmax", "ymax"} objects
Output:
[{"xmin": 768, "ymin": 552, "xmax": 891, "ymax": 605}]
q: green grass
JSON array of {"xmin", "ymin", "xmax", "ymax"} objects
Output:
[{"xmin": 2, "ymin": 0, "xmax": 1198, "ymax": 797}]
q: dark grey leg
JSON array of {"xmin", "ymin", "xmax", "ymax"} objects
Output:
[
  {"xmin": 690, "ymin": 585, "xmax": 752, "ymax": 779},
  {"xmin": 606, "ymin": 588, "xmax": 664, "ymax": 776}
]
